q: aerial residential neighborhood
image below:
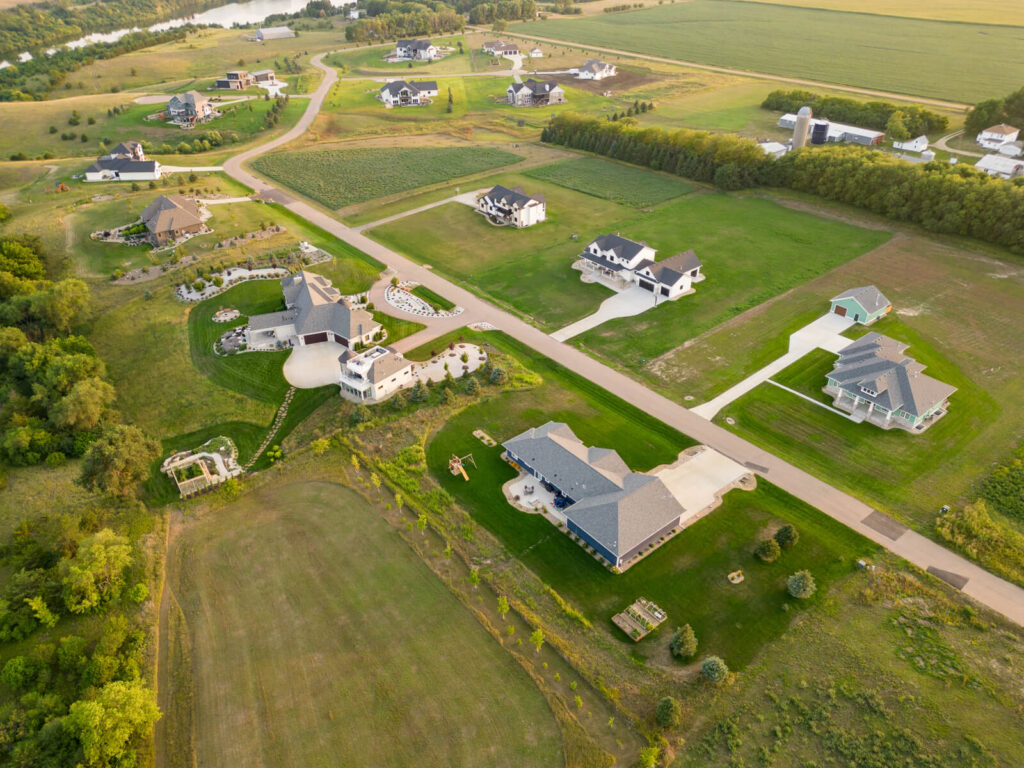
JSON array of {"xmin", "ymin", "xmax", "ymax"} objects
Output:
[{"xmin": 2, "ymin": 4, "xmax": 1024, "ymax": 768}]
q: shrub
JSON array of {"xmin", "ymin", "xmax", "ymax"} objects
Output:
[
  {"xmin": 669, "ymin": 624, "xmax": 697, "ymax": 659},
  {"xmin": 775, "ymin": 524, "xmax": 799, "ymax": 549},
  {"xmin": 787, "ymin": 570, "xmax": 816, "ymax": 599},
  {"xmin": 755, "ymin": 537, "xmax": 781, "ymax": 563},
  {"xmin": 701, "ymin": 656, "xmax": 729, "ymax": 684},
  {"xmin": 655, "ymin": 696, "xmax": 681, "ymax": 727}
]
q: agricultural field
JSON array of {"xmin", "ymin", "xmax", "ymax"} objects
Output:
[
  {"xmin": 732, "ymin": 0, "xmax": 1024, "ymax": 26},
  {"xmin": 524, "ymin": 157, "xmax": 693, "ymax": 207},
  {"xmin": 166, "ymin": 481, "xmax": 563, "ymax": 768},
  {"xmin": 409, "ymin": 330, "xmax": 875, "ymax": 669},
  {"xmin": 251, "ymin": 145, "xmax": 525, "ymax": 210},
  {"xmin": 655, "ymin": 229, "xmax": 1024, "ymax": 533},
  {"xmin": 516, "ymin": 0, "xmax": 1024, "ymax": 101}
]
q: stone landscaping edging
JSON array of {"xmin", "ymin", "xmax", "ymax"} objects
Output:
[{"xmin": 384, "ymin": 282, "xmax": 463, "ymax": 319}]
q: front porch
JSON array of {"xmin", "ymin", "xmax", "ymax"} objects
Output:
[{"xmin": 827, "ymin": 387, "xmax": 947, "ymax": 433}]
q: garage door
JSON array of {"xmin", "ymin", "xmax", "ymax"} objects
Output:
[
  {"xmin": 833, "ymin": 305, "xmax": 847, "ymax": 317},
  {"xmin": 303, "ymin": 332, "xmax": 329, "ymax": 344},
  {"xmin": 638, "ymin": 279, "xmax": 655, "ymax": 292}
]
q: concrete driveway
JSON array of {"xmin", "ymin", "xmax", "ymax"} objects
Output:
[
  {"xmin": 690, "ymin": 312, "xmax": 855, "ymax": 419},
  {"xmin": 654, "ymin": 446, "xmax": 751, "ymax": 524},
  {"xmin": 282, "ymin": 342, "xmax": 345, "ymax": 388},
  {"xmin": 550, "ymin": 286, "xmax": 656, "ymax": 341}
]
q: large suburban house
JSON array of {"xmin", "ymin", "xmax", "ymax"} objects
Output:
[
  {"xmin": 393, "ymin": 38, "xmax": 438, "ymax": 61},
  {"xmin": 483, "ymin": 41, "xmax": 520, "ymax": 57},
  {"xmin": 215, "ymin": 70, "xmax": 254, "ymax": 89},
  {"xmin": 167, "ymin": 90, "xmax": 214, "ymax": 127},
  {"xmin": 256, "ymin": 26, "xmax": 294, "ymax": 41},
  {"xmin": 507, "ymin": 79, "xmax": 566, "ymax": 107},
  {"xmin": 503, "ymin": 422, "xmax": 687, "ymax": 569},
  {"xmin": 476, "ymin": 185, "xmax": 547, "ymax": 228},
  {"xmin": 378, "ymin": 80, "xmax": 439, "ymax": 106},
  {"xmin": 976, "ymin": 123, "xmax": 1020, "ymax": 151},
  {"xmin": 778, "ymin": 113, "xmax": 885, "ymax": 145},
  {"xmin": 140, "ymin": 195, "xmax": 204, "ymax": 245},
  {"xmin": 245, "ymin": 271, "xmax": 381, "ymax": 351},
  {"xmin": 575, "ymin": 59, "xmax": 616, "ymax": 80},
  {"xmin": 975, "ymin": 154, "xmax": 1024, "ymax": 180},
  {"xmin": 578, "ymin": 234, "xmax": 703, "ymax": 300},
  {"xmin": 338, "ymin": 346, "xmax": 415, "ymax": 402},
  {"xmin": 829, "ymin": 285, "xmax": 892, "ymax": 325},
  {"xmin": 84, "ymin": 141, "xmax": 161, "ymax": 182},
  {"xmin": 824, "ymin": 333, "xmax": 956, "ymax": 433}
]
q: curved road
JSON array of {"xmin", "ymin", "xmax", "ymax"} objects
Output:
[{"xmin": 222, "ymin": 55, "xmax": 1024, "ymax": 627}]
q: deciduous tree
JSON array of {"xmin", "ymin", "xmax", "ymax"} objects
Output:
[{"xmin": 78, "ymin": 424, "xmax": 158, "ymax": 496}]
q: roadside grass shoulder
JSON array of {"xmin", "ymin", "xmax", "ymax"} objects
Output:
[{"xmin": 251, "ymin": 146, "xmax": 525, "ymax": 210}]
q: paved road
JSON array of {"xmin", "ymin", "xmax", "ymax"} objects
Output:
[
  {"xmin": 491, "ymin": 28, "xmax": 970, "ymax": 110},
  {"xmin": 221, "ymin": 53, "xmax": 1024, "ymax": 627}
]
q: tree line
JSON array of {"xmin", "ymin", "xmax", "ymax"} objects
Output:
[
  {"xmin": 0, "ymin": 0, "xmax": 217, "ymax": 61},
  {"xmin": 965, "ymin": 86, "xmax": 1024, "ymax": 137},
  {"xmin": 541, "ymin": 113, "xmax": 1024, "ymax": 254},
  {"xmin": 761, "ymin": 89, "xmax": 948, "ymax": 137},
  {"xmin": 345, "ymin": 5, "xmax": 464, "ymax": 41}
]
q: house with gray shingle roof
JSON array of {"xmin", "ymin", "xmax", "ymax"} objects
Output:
[
  {"xmin": 378, "ymin": 80, "xmax": 439, "ymax": 107},
  {"xmin": 476, "ymin": 185, "xmax": 547, "ymax": 228},
  {"xmin": 575, "ymin": 59, "xmax": 616, "ymax": 81},
  {"xmin": 503, "ymin": 422, "xmax": 687, "ymax": 567},
  {"xmin": 393, "ymin": 38, "xmax": 438, "ymax": 61},
  {"xmin": 338, "ymin": 345, "xmax": 415, "ymax": 402},
  {"xmin": 167, "ymin": 90, "xmax": 214, "ymax": 127},
  {"xmin": 824, "ymin": 333, "xmax": 956, "ymax": 432},
  {"xmin": 245, "ymin": 271, "xmax": 381, "ymax": 350},
  {"xmin": 829, "ymin": 285, "xmax": 891, "ymax": 324},
  {"xmin": 578, "ymin": 234, "xmax": 703, "ymax": 299},
  {"xmin": 140, "ymin": 195, "xmax": 204, "ymax": 245},
  {"xmin": 507, "ymin": 79, "xmax": 566, "ymax": 107}
]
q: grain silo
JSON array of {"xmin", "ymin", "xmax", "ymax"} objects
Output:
[{"xmin": 793, "ymin": 105, "xmax": 812, "ymax": 149}]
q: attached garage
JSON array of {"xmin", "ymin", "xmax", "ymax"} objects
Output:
[
  {"xmin": 303, "ymin": 332, "xmax": 329, "ymax": 345},
  {"xmin": 638, "ymin": 279, "xmax": 655, "ymax": 292},
  {"xmin": 833, "ymin": 304, "xmax": 847, "ymax": 317}
]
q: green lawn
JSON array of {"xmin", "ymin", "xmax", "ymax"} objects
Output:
[
  {"xmin": 325, "ymin": 37, "xmax": 477, "ymax": 75},
  {"xmin": 770, "ymin": 347, "xmax": 838, "ymax": 404},
  {"xmin": 717, "ymin": 316, "xmax": 998, "ymax": 525},
  {"xmin": 573, "ymin": 194, "xmax": 890, "ymax": 366},
  {"xmin": 523, "ymin": 157, "xmax": 693, "ymax": 207},
  {"xmin": 251, "ymin": 146, "xmax": 525, "ymax": 210},
  {"xmin": 516, "ymin": 0, "xmax": 1024, "ymax": 101},
  {"xmin": 410, "ymin": 284, "xmax": 455, "ymax": 311},
  {"xmin": 419, "ymin": 331, "xmax": 874, "ymax": 668},
  {"xmin": 168, "ymin": 480, "xmax": 563, "ymax": 767}
]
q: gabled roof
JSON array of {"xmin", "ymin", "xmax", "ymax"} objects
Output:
[
  {"xmin": 168, "ymin": 90, "xmax": 209, "ymax": 109},
  {"xmin": 983, "ymin": 123, "xmax": 1019, "ymax": 135},
  {"xmin": 109, "ymin": 140, "xmax": 142, "ymax": 157},
  {"xmin": 86, "ymin": 157, "xmax": 158, "ymax": 174},
  {"xmin": 397, "ymin": 38, "xmax": 434, "ymax": 50},
  {"xmin": 502, "ymin": 421, "xmax": 686, "ymax": 559},
  {"xmin": 831, "ymin": 285, "xmax": 890, "ymax": 314},
  {"xmin": 638, "ymin": 249, "xmax": 701, "ymax": 286},
  {"xmin": 976, "ymin": 154, "xmax": 1024, "ymax": 176},
  {"xmin": 482, "ymin": 184, "xmax": 545, "ymax": 209},
  {"xmin": 580, "ymin": 58, "xmax": 614, "ymax": 74},
  {"xmin": 588, "ymin": 233, "xmax": 649, "ymax": 261},
  {"xmin": 272, "ymin": 271, "xmax": 380, "ymax": 340},
  {"xmin": 829, "ymin": 333, "xmax": 956, "ymax": 418},
  {"xmin": 509, "ymin": 79, "xmax": 562, "ymax": 96},
  {"xmin": 380, "ymin": 80, "xmax": 438, "ymax": 97},
  {"xmin": 140, "ymin": 195, "xmax": 201, "ymax": 234}
]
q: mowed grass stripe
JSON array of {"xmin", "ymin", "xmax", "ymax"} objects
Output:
[
  {"xmin": 524, "ymin": 157, "xmax": 693, "ymax": 208},
  {"xmin": 517, "ymin": 0, "xmax": 1024, "ymax": 101},
  {"xmin": 251, "ymin": 146, "xmax": 525, "ymax": 210},
  {"xmin": 175, "ymin": 481, "xmax": 563, "ymax": 768}
]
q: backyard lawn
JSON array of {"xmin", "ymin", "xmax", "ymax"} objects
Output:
[
  {"xmin": 167, "ymin": 480, "xmax": 563, "ymax": 768},
  {"xmin": 251, "ymin": 145, "xmax": 525, "ymax": 210},
  {"xmin": 417, "ymin": 331, "xmax": 875, "ymax": 668}
]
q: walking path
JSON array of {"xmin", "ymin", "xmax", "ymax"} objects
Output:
[
  {"xmin": 353, "ymin": 188, "xmax": 484, "ymax": 232},
  {"xmin": 551, "ymin": 285, "xmax": 656, "ymax": 341},
  {"xmin": 691, "ymin": 312, "xmax": 854, "ymax": 419},
  {"xmin": 491, "ymin": 29, "xmax": 969, "ymax": 111},
  {"xmin": 219, "ymin": 52, "xmax": 1024, "ymax": 627}
]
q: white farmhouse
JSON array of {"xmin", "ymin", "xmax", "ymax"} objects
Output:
[
  {"xmin": 393, "ymin": 39, "xmax": 438, "ymax": 61},
  {"xmin": 578, "ymin": 234, "xmax": 703, "ymax": 300},
  {"xmin": 476, "ymin": 185, "xmax": 547, "ymax": 228},
  {"xmin": 576, "ymin": 59, "xmax": 616, "ymax": 80},
  {"xmin": 377, "ymin": 80, "xmax": 439, "ymax": 106},
  {"xmin": 893, "ymin": 135, "xmax": 929, "ymax": 153},
  {"xmin": 976, "ymin": 123, "xmax": 1020, "ymax": 150},
  {"xmin": 975, "ymin": 154, "xmax": 1024, "ymax": 180}
]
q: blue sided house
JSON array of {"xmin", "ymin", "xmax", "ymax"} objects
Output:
[{"xmin": 502, "ymin": 422, "xmax": 687, "ymax": 569}]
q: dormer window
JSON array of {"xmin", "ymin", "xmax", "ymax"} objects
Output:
[{"xmin": 860, "ymin": 386, "xmax": 877, "ymax": 396}]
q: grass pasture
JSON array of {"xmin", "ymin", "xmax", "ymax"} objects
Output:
[
  {"xmin": 523, "ymin": 157, "xmax": 693, "ymax": 207},
  {"xmin": 731, "ymin": 0, "xmax": 1024, "ymax": 26},
  {"xmin": 168, "ymin": 481, "xmax": 563, "ymax": 768},
  {"xmin": 516, "ymin": 0, "xmax": 1024, "ymax": 101},
  {"xmin": 415, "ymin": 331, "xmax": 873, "ymax": 668},
  {"xmin": 251, "ymin": 146, "xmax": 525, "ymax": 210}
]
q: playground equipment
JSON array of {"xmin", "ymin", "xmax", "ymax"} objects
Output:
[
  {"xmin": 448, "ymin": 452, "xmax": 477, "ymax": 481},
  {"xmin": 54, "ymin": 182, "xmax": 70, "ymax": 192}
]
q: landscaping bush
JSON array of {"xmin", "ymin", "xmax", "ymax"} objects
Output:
[
  {"xmin": 775, "ymin": 524, "xmax": 799, "ymax": 549},
  {"xmin": 701, "ymin": 656, "xmax": 729, "ymax": 684},
  {"xmin": 669, "ymin": 624, "xmax": 698, "ymax": 659},
  {"xmin": 755, "ymin": 537, "xmax": 781, "ymax": 563},
  {"xmin": 656, "ymin": 696, "xmax": 682, "ymax": 728},
  {"xmin": 787, "ymin": 570, "xmax": 816, "ymax": 599}
]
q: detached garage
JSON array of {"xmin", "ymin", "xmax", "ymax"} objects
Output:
[{"xmin": 829, "ymin": 285, "xmax": 891, "ymax": 325}]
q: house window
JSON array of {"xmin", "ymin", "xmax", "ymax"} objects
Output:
[{"xmin": 860, "ymin": 386, "xmax": 877, "ymax": 396}]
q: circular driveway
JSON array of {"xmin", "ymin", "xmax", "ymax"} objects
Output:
[{"xmin": 282, "ymin": 342, "xmax": 345, "ymax": 389}]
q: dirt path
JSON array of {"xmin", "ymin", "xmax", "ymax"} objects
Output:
[
  {"xmin": 933, "ymin": 130, "xmax": 985, "ymax": 158},
  {"xmin": 487, "ymin": 28, "xmax": 970, "ymax": 110},
  {"xmin": 154, "ymin": 509, "xmax": 185, "ymax": 768}
]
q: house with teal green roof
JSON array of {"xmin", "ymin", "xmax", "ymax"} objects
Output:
[{"xmin": 829, "ymin": 286, "xmax": 891, "ymax": 324}]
